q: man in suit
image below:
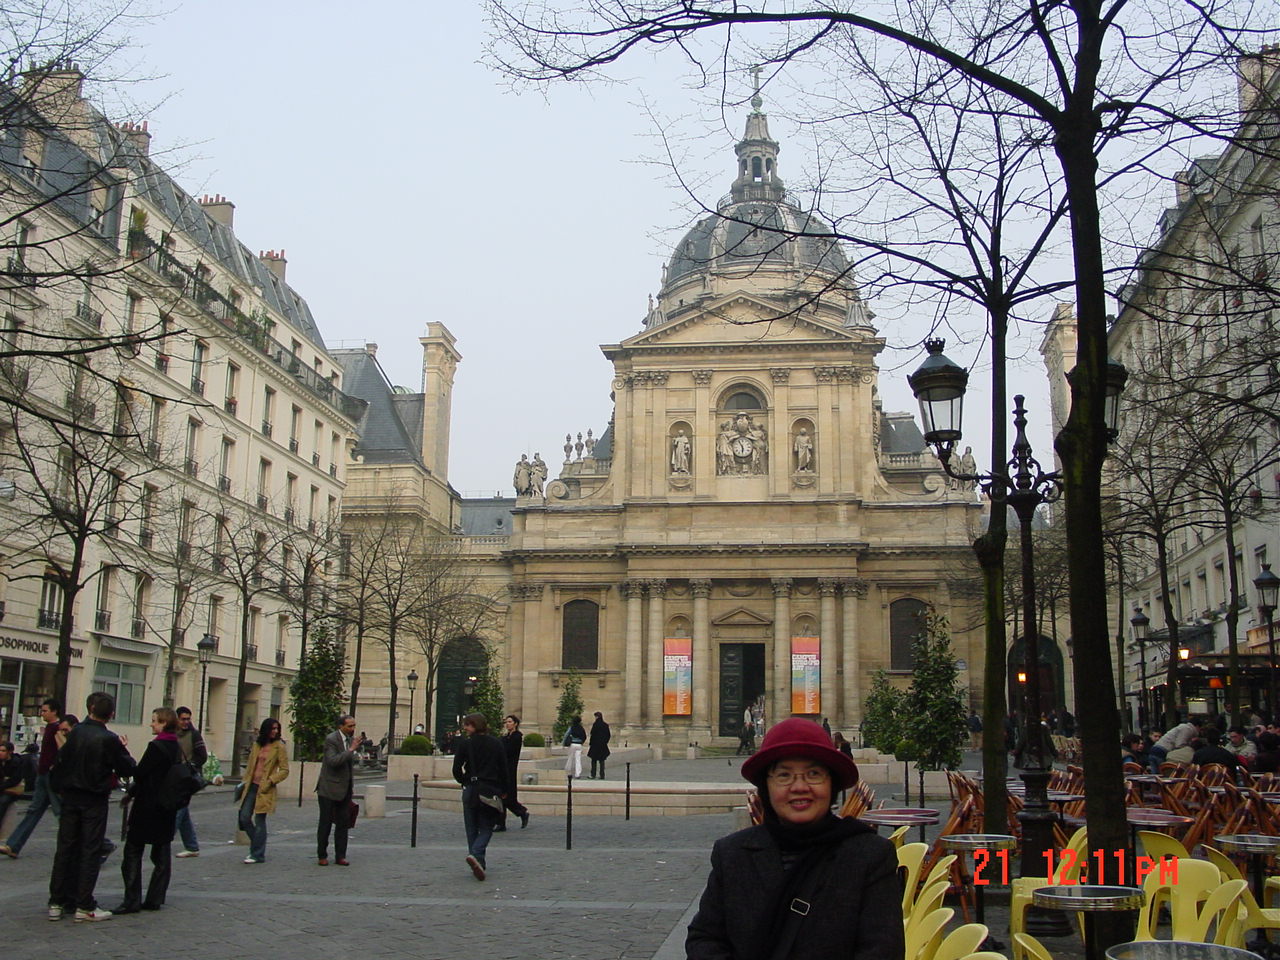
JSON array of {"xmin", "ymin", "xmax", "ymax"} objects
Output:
[{"xmin": 315, "ymin": 715, "xmax": 362, "ymax": 866}]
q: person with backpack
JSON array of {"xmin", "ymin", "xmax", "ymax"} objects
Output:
[
  {"xmin": 172, "ymin": 707, "xmax": 207, "ymax": 858},
  {"xmin": 113, "ymin": 707, "xmax": 183, "ymax": 914}
]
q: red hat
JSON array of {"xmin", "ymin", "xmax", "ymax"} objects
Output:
[{"xmin": 741, "ymin": 718, "xmax": 858, "ymax": 791}]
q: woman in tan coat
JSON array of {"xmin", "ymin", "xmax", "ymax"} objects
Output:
[{"xmin": 237, "ymin": 718, "xmax": 288, "ymax": 864}]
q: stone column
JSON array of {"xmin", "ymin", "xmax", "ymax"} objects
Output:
[
  {"xmin": 622, "ymin": 580, "xmax": 645, "ymax": 731},
  {"xmin": 818, "ymin": 578, "xmax": 839, "ymax": 724},
  {"xmin": 645, "ymin": 579, "xmax": 667, "ymax": 730},
  {"xmin": 690, "ymin": 578, "xmax": 713, "ymax": 737},
  {"xmin": 840, "ymin": 578, "xmax": 868, "ymax": 734},
  {"xmin": 505, "ymin": 584, "xmax": 528, "ymax": 715},
  {"xmin": 772, "ymin": 578, "xmax": 793, "ymax": 725}
]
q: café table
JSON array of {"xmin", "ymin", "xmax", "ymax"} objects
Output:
[
  {"xmin": 941, "ymin": 833, "xmax": 1017, "ymax": 951},
  {"xmin": 1105, "ymin": 942, "xmax": 1264, "ymax": 960},
  {"xmin": 1033, "ymin": 885, "xmax": 1145, "ymax": 960},
  {"xmin": 1214, "ymin": 833, "xmax": 1280, "ymax": 898},
  {"xmin": 857, "ymin": 808, "xmax": 940, "ymax": 844},
  {"xmin": 1125, "ymin": 809, "xmax": 1194, "ymax": 883}
]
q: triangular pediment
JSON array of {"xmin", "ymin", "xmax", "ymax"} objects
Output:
[
  {"xmin": 622, "ymin": 292, "xmax": 856, "ymax": 348},
  {"xmin": 711, "ymin": 606, "xmax": 774, "ymax": 627}
]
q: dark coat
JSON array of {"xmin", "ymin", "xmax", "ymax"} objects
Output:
[
  {"xmin": 126, "ymin": 736, "xmax": 181, "ymax": 845},
  {"xmin": 501, "ymin": 730, "xmax": 523, "ymax": 792},
  {"xmin": 588, "ymin": 718, "xmax": 611, "ymax": 761},
  {"xmin": 452, "ymin": 733, "xmax": 506, "ymax": 794},
  {"xmin": 51, "ymin": 717, "xmax": 136, "ymax": 800},
  {"xmin": 685, "ymin": 823, "xmax": 905, "ymax": 960},
  {"xmin": 315, "ymin": 728, "xmax": 356, "ymax": 801}
]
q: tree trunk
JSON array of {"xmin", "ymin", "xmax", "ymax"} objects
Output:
[
  {"xmin": 386, "ymin": 621, "xmax": 399, "ymax": 752},
  {"xmin": 348, "ymin": 619, "xmax": 365, "ymax": 713},
  {"xmin": 1155, "ymin": 535, "xmax": 1182, "ymax": 729},
  {"xmin": 54, "ymin": 574, "xmax": 82, "ymax": 708},
  {"xmin": 1114, "ymin": 552, "xmax": 1128, "ymax": 726},
  {"xmin": 1223, "ymin": 504, "xmax": 1242, "ymax": 719},
  {"xmin": 231, "ymin": 597, "xmax": 252, "ymax": 777}
]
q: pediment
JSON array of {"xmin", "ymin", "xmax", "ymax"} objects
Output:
[
  {"xmin": 622, "ymin": 293, "xmax": 855, "ymax": 348},
  {"xmin": 711, "ymin": 606, "xmax": 774, "ymax": 627}
]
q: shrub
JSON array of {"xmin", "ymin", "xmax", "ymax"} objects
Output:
[
  {"xmin": 523, "ymin": 732, "xmax": 546, "ymax": 748},
  {"xmin": 400, "ymin": 735, "xmax": 434, "ymax": 756}
]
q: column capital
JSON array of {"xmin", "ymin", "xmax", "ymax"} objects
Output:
[
  {"xmin": 644, "ymin": 578, "xmax": 667, "ymax": 597},
  {"xmin": 620, "ymin": 580, "xmax": 646, "ymax": 600},
  {"xmin": 771, "ymin": 577, "xmax": 793, "ymax": 597},
  {"xmin": 839, "ymin": 577, "xmax": 869, "ymax": 598},
  {"xmin": 508, "ymin": 583, "xmax": 544, "ymax": 601},
  {"xmin": 818, "ymin": 577, "xmax": 840, "ymax": 596},
  {"xmin": 692, "ymin": 369, "xmax": 713, "ymax": 385},
  {"xmin": 690, "ymin": 578, "xmax": 713, "ymax": 598}
]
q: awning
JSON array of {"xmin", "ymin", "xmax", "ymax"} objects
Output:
[{"xmin": 94, "ymin": 634, "xmax": 161, "ymax": 656}]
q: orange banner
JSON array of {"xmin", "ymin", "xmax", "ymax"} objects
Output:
[
  {"xmin": 663, "ymin": 638, "xmax": 692, "ymax": 715},
  {"xmin": 791, "ymin": 637, "xmax": 820, "ymax": 715}
]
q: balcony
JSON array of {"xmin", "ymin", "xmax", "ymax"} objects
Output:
[
  {"xmin": 211, "ymin": 553, "xmax": 226, "ymax": 573},
  {"xmin": 261, "ymin": 420, "xmax": 272, "ymax": 439},
  {"xmin": 251, "ymin": 568, "xmax": 263, "ymax": 586},
  {"xmin": 307, "ymin": 519, "xmax": 316, "ymax": 534},
  {"xmin": 171, "ymin": 627, "xmax": 186, "ymax": 646},
  {"xmin": 146, "ymin": 439, "xmax": 161, "ymax": 459},
  {"xmin": 275, "ymin": 647, "xmax": 286, "ymax": 666},
  {"xmin": 37, "ymin": 608, "xmax": 60, "ymax": 630},
  {"xmin": 284, "ymin": 507, "xmax": 295, "ymax": 525},
  {"xmin": 130, "ymin": 616, "xmax": 145, "ymax": 639},
  {"xmin": 139, "ymin": 528, "xmax": 153, "ymax": 549},
  {"xmin": 0, "ymin": 360, "xmax": 29, "ymax": 391},
  {"xmin": 329, "ymin": 464, "xmax": 337, "ymax": 478},
  {"xmin": 246, "ymin": 643, "xmax": 258, "ymax": 661},
  {"xmin": 64, "ymin": 392, "xmax": 96, "ymax": 421},
  {"xmin": 224, "ymin": 397, "xmax": 238, "ymax": 416},
  {"xmin": 190, "ymin": 376, "xmax": 205, "ymax": 396},
  {"xmin": 177, "ymin": 540, "xmax": 191, "ymax": 561},
  {"xmin": 288, "ymin": 437, "xmax": 299, "ymax": 454},
  {"xmin": 183, "ymin": 458, "xmax": 199, "ymax": 478},
  {"xmin": 279, "ymin": 579, "xmax": 291, "ymax": 597},
  {"xmin": 95, "ymin": 609, "xmax": 111, "ymax": 631},
  {"xmin": 256, "ymin": 493, "xmax": 268, "ymax": 511},
  {"xmin": 218, "ymin": 474, "xmax": 231, "ymax": 493},
  {"xmin": 155, "ymin": 353, "xmax": 170, "ymax": 374},
  {"xmin": 73, "ymin": 301, "xmax": 103, "ymax": 330},
  {"xmin": 7, "ymin": 256, "xmax": 37, "ymax": 287},
  {"xmin": 311, "ymin": 452, "xmax": 320, "ymax": 467}
]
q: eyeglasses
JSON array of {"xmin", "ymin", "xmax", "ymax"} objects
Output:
[{"xmin": 768, "ymin": 768, "xmax": 829, "ymax": 787}]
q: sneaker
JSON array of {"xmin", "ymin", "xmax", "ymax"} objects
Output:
[
  {"xmin": 74, "ymin": 908, "xmax": 113, "ymax": 922},
  {"xmin": 1, "ymin": 843, "xmax": 17, "ymax": 858},
  {"xmin": 465, "ymin": 855, "xmax": 486, "ymax": 881},
  {"xmin": 520, "ymin": 811, "xmax": 530, "ymax": 829},
  {"xmin": 47, "ymin": 905, "xmax": 64, "ymax": 921},
  {"xmin": 175, "ymin": 850, "xmax": 199, "ymax": 858},
  {"xmin": 243, "ymin": 856, "xmax": 263, "ymax": 864}
]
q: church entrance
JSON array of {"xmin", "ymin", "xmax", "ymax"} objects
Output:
[
  {"xmin": 435, "ymin": 637, "xmax": 489, "ymax": 746},
  {"xmin": 718, "ymin": 643, "xmax": 766, "ymax": 737}
]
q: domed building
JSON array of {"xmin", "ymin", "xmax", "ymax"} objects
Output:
[{"xmin": 338, "ymin": 100, "xmax": 985, "ymax": 747}]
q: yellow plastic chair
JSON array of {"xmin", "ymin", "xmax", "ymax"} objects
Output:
[
  {"xmin": 966, "ymin": 954, "xmax": 1011, "ymax": 960},
  {"xmin": 1012, "ymin": 932, "xmax": 1055, "ymax": 960},
  {"xmin": 898, "ymin": 842, "xmax": 930, "ymax": 913},
  {"xmin": 1132, "ymin": 857, "xmax": 1226, "ymax": 941},
  {"xmin": 906, "ymin": 879, "xmax": 952, "ymax": 935},
  {"xmin": 933, "ymin": 923, "xmax": 990, "ymax": 960},
  {"xmin": 1188, "ymin": 879, "xmax": 1249, "ymax": 945},
  {"xmin": 1009, "ymin": 826, "xmax": 1089, "ymax": 941},
  {"xmin": 920, "ymin": 853, "xmax": 959, "ymax": 897},
  {"xmin": 1137, "ymin": 829, "xmax": 1192, "ymax": 862},
  {"xmin": 888, "ymin": 824, "xmax": 911, "ymax": 849},
  {"xmin": 1204, "ymin": 845, "xmax": 1280, "ymax": 947},
  {"xmin": 904, "ymin": 907, "xmax": 954, "ymax": 960}
]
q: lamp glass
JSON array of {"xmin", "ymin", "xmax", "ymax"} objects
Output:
[
  {"xmin": 1254, "ymin": 564, "xmax": 1280, "ymax": 610},
  {"xmin": 198, "ymin": 633, "xmax": 216, "ymax": 664},
  {"xmin": 407, "ymin": 669, "xmax": 419, "ymax": 691},
  {"xmin": 1130, "ymin": 609, "xmax": 1149, "ymax": 642}
]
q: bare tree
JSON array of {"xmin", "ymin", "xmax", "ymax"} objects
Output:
[
  {"xmin": 276, "ymin": 515, "xmax": 339, "ymax": 664},
  {"xmin": 149, "ymin": 488, "xmax": 209, "ymax": 706}
]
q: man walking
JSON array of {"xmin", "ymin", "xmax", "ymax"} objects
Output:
[
  {"xmin": 173, "ymin": 707, "xmax": 207, "ymax": 858},
  {"xmin": 316, "ymin": 715, "xmax": 361, "ymax": 866},
  {"xmin": 0, "ymin": 698, "xmax": 63, "ymax": 859},
  {"xmin": 47, "ymin": 692, "xmax": 135, "ymax": 922}
]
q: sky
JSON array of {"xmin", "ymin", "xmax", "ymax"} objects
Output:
[{"xmin": 114, "ymin": 1, "xmax": 1121, "ymax": 496}]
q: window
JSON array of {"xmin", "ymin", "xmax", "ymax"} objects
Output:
[
  {"xmin": 93, "ymin": 660, "xmax": 147, "ymax": 724},
  {"xmin": 139, "ymin": 484, "xmax": 156, "ymax": 547},
  {"xmin": 185, "ymin": 418, "xmax": 200, "ymax": 474},
  {"xmin": 289, "ymin": 406, "xmax": 302, "ymax": 451},
  {"xmin": 207, "ymin": 595, "xmax": 222, "ymax": 637},
  {"xmin": 890, "ymin": 598, "xmax": 928, "ymax": 670},
  {"xmin": 39, "ymin": 574, "xmax": 63, "ymax": 629},
  {"xmin": 262, "ymin": 386, "xmax": 275, "ymax": 437},
  {"xmin": 95, "ymin": 566, "xmax": 113, "ymax": 631},
  {"xmin": 330, "ymin": 432, "xmax": 340, "ymax": 475},
  {"xmin": 220, "ymin": 438, "xmax": 235, "ymax": 492},
  {"xmin": 178, "ymin": 501, "xmax": 194, "ymax": 547},
  {"xmin": 724, "ymin": 391, "xmax": 763, "ymax": 410},
  {"xmin": 309, "ymin": 486, "xmax": 319, "ymax": 530},
  {"xmin": 130, "ymin": 574, "xmax": 151, "ymax": 639},
  {"xmin": 285, "ymin": 474, "xmax": 297, "ymax": 519},
  {"xmin": 257, "ymin": 459, "xmax": 271, "ymax": 509},
  {"xmin": 191, "ymin": 341, "xmax": 207, "ymax": 395},
  {"xmin": 148, "ymin": 398, "xmax": 165, "ymax": 455},
  {"xmin": 224, "ymin": 363, "xmax": 239, "ymax": 413},
  {"xmin": 561, "ymin": 598, "xmax": 599, "ymax": 670}
]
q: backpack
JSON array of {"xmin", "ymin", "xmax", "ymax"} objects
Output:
[{"xmin": 157, "ymin": 759, "xmax": 206, "ymax": 812}]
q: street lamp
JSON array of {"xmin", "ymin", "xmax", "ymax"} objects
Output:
[
  {"xmin": 1253, "ymin": 563, "xmax": 1280, "ymax": 717},
  {"xmin": 407, "ymin": 669, "xmax": 419, "ymax": 734},
  {"xmin": 197, "ymin": 632, "xmax": 217, "ymax": 732},
  {"xmin": 1131, "ymin": 608, "xmax": 1150, "ymax": 729},
  {"xmin": 910, "ymin": 339, "xmax": 1127, "ymax": 915}
]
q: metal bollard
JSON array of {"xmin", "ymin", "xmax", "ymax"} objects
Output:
[
  {"xmin": 297, "ymin": 760, "xmax": 305, "ymax": 807},
  {"xmin": 566, "ymin": 775, "xmax": 573, "ymax": 851},
  {"xmin": 411, "ymin": 774, "xmax": 420, "ymax": 848},
  {"xmin": 625, "ymin": 762, "xmax": 631, "ymax": 821}
]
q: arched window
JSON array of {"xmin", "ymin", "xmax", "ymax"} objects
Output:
[
  {"xmin": 562, "ymin": 599, "xmax": 599, "ymax": 670},
  {"xmin": 890, "ymin": 598, "xmax": 928, "ymax": 670},
  {"xmin": 724, "ymin": 391, "xmax": 763, "ymax": 411}
]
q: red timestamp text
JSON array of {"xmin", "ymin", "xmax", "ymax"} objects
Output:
[{"xmin": 971, "ymin": 849, "xmax": 1179, "ymax": 886}]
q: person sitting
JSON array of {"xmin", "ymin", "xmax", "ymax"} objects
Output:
[
  {"xmin": 1121, "ymin": 733, "xmax": 1146, "ymax": 765},
  {"xmin": 1189, "ymin": 729, "xmax": 1239, "ymax": 774},
  {"xmin": 1254, "ymin": 732, "xmax": 1280, "ymax": 774}
]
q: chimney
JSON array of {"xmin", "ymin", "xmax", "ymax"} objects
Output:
[
  {"xmin": 21, "ymin": 60, "xmax": 85, "ymax": 122},
  {"xmin": 1238, "ymin": 45, "xmax": 1280, "ymax": 113},
  {"xmin": 1174, "ymin": 170, "xmax": 1194, "ymax": 204},
  {"xmin": 259, "ymin": 249, "xmax": 287, "ymax": 282},
  {"xmin": 365, "ymin": 343, "xmax": 378, "ymax": 356},
  {"xmin": 117, "ymin": 120, "xmax": 152, "ymax": 158},
  {"xmin": 199, "ymin": 194, "xmax": 235, "ymax": 229}
]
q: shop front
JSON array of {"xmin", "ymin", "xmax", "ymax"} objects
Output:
[{"xmin": 0, "ymin": 629, "xmax": 87, "ymax": 746}]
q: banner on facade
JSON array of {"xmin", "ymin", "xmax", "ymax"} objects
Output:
[
  {"xmin": 791, "ymin": 637, "xmax": 820, "ymax": 715},
  {"xmin": 663, "ymin": 638, "xmax": 693, "ymax": 715}
]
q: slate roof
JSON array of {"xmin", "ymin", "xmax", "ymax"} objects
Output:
[
  {"xmin": 331, "ymin": 349, "xmax": 425, "ymax": 467},
  {"xmin": 880, "ymin": 411, "xmax": 927, "ymax": 454},
  {"xmin": 460, "ymin": 498, "xmax": 516, "ymax": 536}
]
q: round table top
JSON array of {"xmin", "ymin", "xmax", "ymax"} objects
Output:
[
  {"xmin": 859, "ymin": 811, "xmax": 940, "ymax": 826},
  {"xmin": 942, "ymin": 833, "xmax": 1018, "ymax": 851},
  {"xmin": 1126, "ymin": 809, "xmax": 1194, "ymax": 825},
  {"xmin": 1214, "ymin": 833, "xmax": 1280, "ymax": 854},
  {"xmin": 1105, "ymin": 941, "xmax": 1264, "ymax": 960},
  {"xmin": 1032, "ymin": 885, "xmax": 1145, "ymax": 911},
  {"xmin": 870, "ymin": 807, "xmax": 940, "ymax": 817}
]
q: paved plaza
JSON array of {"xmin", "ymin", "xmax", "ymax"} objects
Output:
[{"xmin": 0, "ymin": 754, "xmax": 1103, "ymax": 959}]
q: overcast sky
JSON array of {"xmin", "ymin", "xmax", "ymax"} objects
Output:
[{"xmin": 119, "ymin": 1, "xmax": 1129, "ymax": 497}]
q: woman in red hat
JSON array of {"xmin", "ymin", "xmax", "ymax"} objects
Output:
[{"xmin": 685, "ymin": 717, "xmax": 904, "ymax": 959}]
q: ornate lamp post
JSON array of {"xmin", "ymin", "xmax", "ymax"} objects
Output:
[
  {"xmin": 1130, "ymin": 609, "xmax": 1150, "ymax": 729},
  {"xmin": 407, "ymin": 669, "xmax": 420, "ymax": 733},
  {"xmin": 1253, "ymin": 564, "xmax": 1280, "ymax": 717},
  {"xmin": 197, "ymin": 632, "xmax": 217, "ymax": 732},
  {"xmin": 910, "ymin": 339, "xmax": 1127, "ymax": 914}
]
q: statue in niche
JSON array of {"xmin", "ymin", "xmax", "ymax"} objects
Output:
[
  {"xmin": 530, "ymin": 453, "xmax": 548, "ymax": 496},
  {"xmin": 794, "ymin": 427, "xmax": 814, "ymax": 472},
  {"xmin": 670, "ymin": 429, "xmax": 691, "ymax": 475},
  {"xmin": 951, "ymin": 445, "xmax": 978, "ymax": 493},
  {"xmin": 513, "ymin": 454, "xmax": 531, "ymax": 496},
  {"xmin": 716, "ymin": 420, "xmax": 735, "ymax": 474},
  {"xmin": 717, "ymin": 413, "xmax": 768, "ymax": 475}
]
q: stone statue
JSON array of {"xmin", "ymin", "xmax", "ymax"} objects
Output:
[
  {"xmin": 955, "ymin": 445, "xmax": 978, "ymax": 492},
  {"xmin": 530, "ymin": 453, "xmax": 548, "ymax": 496},
  {"xmin": 748, "ymin": 420, "xmax": 768, "ymax": 474},
  {"xmin": 794, "ymin": 428, "xmax": 813, "ymax": 472},
  {"xmin": 671, "ymin": 429, "xmax": 691, "ymax": 474},
  {"xmin": 716, "ymin": 420, "xmax": 735, "ymax": 474},
  {"xmin": 513, "ymin": 454, "xmax": 531, "ymax": 496},
  {"xmin": 717, "ymin": 414, "xmax": 769, "ymax": 475}
]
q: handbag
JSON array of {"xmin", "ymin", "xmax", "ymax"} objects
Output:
[{"xmin": 347, "ymin": 800, "xmax": 360, "ymax": 829}]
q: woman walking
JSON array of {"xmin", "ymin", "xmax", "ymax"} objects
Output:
[
  {"xmin": 562, "ymin": 715, "xmax": 586, "ymax": 779},
  {"xmin": 587, "ymin": 712, "xmax": 611, "ymax": 779},
  {"xmin": 452, "ymin": 713, "xmax": 506, "ymax": 881},
  {"xmin": 237, "ymin": 718, "xmax": 288, "ymax": 864},
  {"xmin": 499, "ymin": 715, "xmax": 530, "ymax": 830},
  {"xmin": 114, "ymin": 707, "xmax": 182, "ymax": 913}
]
